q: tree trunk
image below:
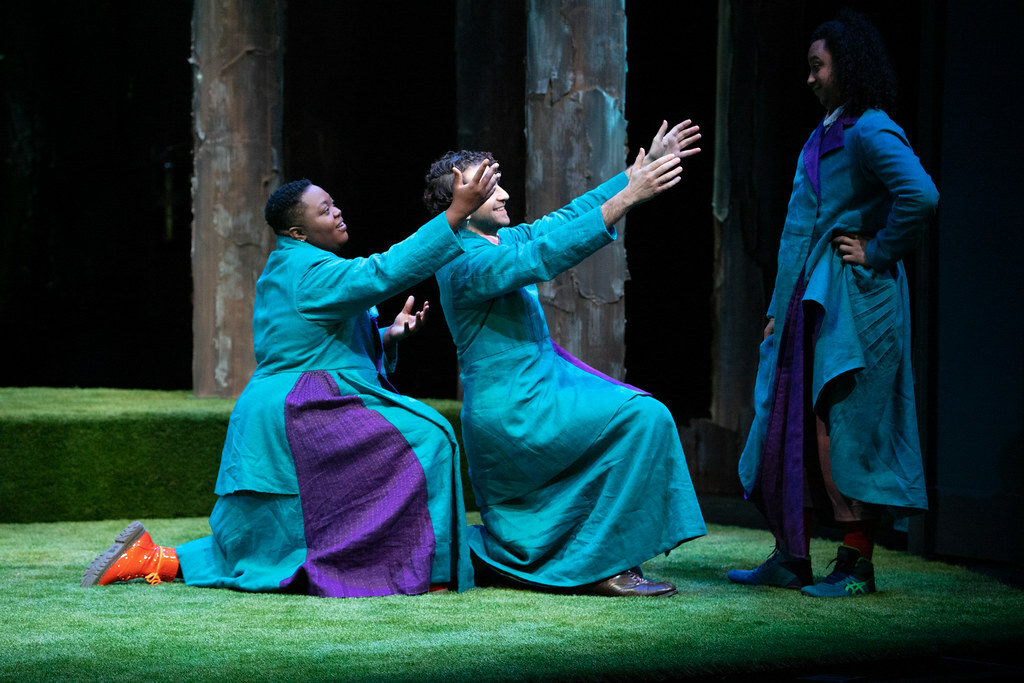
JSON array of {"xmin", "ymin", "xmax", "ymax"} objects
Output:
[
  {"xmin": 525, "ymin": 0, "xmax": 628, "ymax": 379},
  {"xmin": 191, "ymin": 0, "xmax": 284, "ymax": 397}
]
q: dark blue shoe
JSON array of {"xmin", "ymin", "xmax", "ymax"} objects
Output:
[{"xmin": 728, "ymin": 546, "xmax": 812, "ymax": 589}]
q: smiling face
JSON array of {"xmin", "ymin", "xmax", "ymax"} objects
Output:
[
  {"xmin": 463, "ymin": 163, "xmax": 510, "ymax": 236},
  {"xmin": 287, "ymin": 185, "xmax": 348, "ymax": 254},
  {"xmin": 807, "ymin": 39, "xmax": 842, "ymax": 114}
]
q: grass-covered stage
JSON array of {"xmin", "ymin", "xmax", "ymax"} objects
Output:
[
  {"xmin": 4, "ymin": 518, "xmax": 1022, "ymax": 681},
  {"xmin": 2, "ymin": 388, "xmax": 1022, "ymax": 680}
]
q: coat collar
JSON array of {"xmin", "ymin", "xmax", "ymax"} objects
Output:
[{"xmin": 802, "ymin": 111, "xmax": 860, "ymax": 196}]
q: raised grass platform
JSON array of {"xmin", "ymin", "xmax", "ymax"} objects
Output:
[{"xmin": 0, "ymin": 387, "xmax": 467, "ymax": 523}]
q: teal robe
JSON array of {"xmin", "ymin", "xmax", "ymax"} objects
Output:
[
  {"xmin": 740, "ymin": 109, "xmax": 938, "ymax": 517},
  {"xmin": 436, "ymin": 174, "xmax": 707, "ymax": 587},
  {"xmin": 177, "ymin": 213, "xmax": 474, "ymax": 596}
]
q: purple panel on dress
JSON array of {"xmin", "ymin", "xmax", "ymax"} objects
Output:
[
  {"xmin": 550, "ymin": 340, "xmax": 648, "ymax": 396},
  {"xmin": 750, "ymin": 271, "xmax": 817, "ymax": 558},
  {"xmin": 279, "ymin": 370, "xmax": 434, "ymax": 597}
]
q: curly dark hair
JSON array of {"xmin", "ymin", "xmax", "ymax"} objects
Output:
[
  {"xmin": 264, "ymin": 178, "xmax": 312, "ymax": 234},
  {"xmin": 422, "ymin": 150, "xmax": 495, "ymax": 215},
  {"xmin": 811, "ymin": 9, "xmax": 898, "ymax": 116}
]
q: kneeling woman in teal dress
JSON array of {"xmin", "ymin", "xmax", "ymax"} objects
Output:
[
  {"xmin": 83, "ymin": 164, "xmax": 498, "ymax": 597},
  {"xmin": 423, "ymin": 123, "xmax": 708, "ymax": 597}
]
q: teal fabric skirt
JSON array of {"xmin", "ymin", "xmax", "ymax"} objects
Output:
[
  {"xmin": 468, "ymin": 394, "xmax": 707, "ymax": 586},
  {"xmin": 177, "ymin": 492, "xmax": 306, "ymax": 593}
]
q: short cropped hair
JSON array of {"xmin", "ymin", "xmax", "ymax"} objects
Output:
[{"xmin": 264, "ymin": 179, "xmax": 312, "ymax": 234}]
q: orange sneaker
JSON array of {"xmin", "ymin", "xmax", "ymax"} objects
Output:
[{"xmin": 81, "ymin": 521, "xmax": 179, "ymax": 587}]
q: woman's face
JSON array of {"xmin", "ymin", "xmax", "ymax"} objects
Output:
[
  {"xmin": 807, "ymin": 39, "xmax": 842, "ymax": 113},
  {"xmin": 463, "ymin": 163, "xmax": 510, "ymax": 235},
  {"xmin": 288, "ymin": 185, "xmax": 349, "ymax": 254}
]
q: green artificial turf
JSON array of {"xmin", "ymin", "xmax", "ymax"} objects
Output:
[
  {"xmin": 1, "ymin": 516, "xmax": 1021, "ymax": 681},
  {"xmin": 0, "ymin": 389, "xmax": 233, "ymax": 523},
  {"xmin": 0, "ymin": 387, "xmax": 238, "ymax": 419}
]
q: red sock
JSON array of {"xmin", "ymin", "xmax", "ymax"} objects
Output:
[{"xmin": 843, "ymin": 520, "xmax": 876, "ymax": 560}]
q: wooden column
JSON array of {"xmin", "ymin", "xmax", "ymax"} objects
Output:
[
  {"xmin": 525, "ymin": 0, "xmax": 628, "ymax": 379},
  {"xmin": 190, "ymin": 0, "xmax": 284, "ymax": 397}
]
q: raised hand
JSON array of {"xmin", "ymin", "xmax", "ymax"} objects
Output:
[
  {"xmin": 647, "ymin": 119, "xmax": 702, "ymax": 164},
  {"xmin": 601, "ymin": 148, "xmax": 683, "ymax": 227},
  {"xmin": 381, "ymin": 296, "xmax": 430, "ymax": 348},
  {"xmin": 624, "ymin": 148, "xmax": 683, "ymax": 204},
  {"xmin": 446, "ymin": 160, "xmax": 500, "ymax": 229}
]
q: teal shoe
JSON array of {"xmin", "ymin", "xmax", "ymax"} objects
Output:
[
  {"xmin": 728, "ymin": 547, "xmax": 812, "ymax": 589},
  {"xmin": 801, "ymin": 545, "xmax": 876, "ymax": 598}
]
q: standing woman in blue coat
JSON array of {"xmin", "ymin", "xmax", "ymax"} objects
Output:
[{"xmin": 729, "ymin": 10, "xmax": 938, "ymax": 597}]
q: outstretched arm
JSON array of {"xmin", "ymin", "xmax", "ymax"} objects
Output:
[
  {"xmin": 381, "ymin": 296, "xmax": 430, "ymax": 349},
  {"xmin": 601, "ymin": 148, "xmax": 682, "ymax": 227}
]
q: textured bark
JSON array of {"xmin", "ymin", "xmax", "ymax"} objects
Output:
[
  {"xmin": 191, "ymin": 0, "xmax": 284, "ymax": 397},
  {"xmin": 525, "ymin": 0, "xmax": 628, "ymax": 379}
]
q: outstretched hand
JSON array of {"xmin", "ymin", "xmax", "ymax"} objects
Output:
[
  {"xmin": 625, "ymin": 148, "xmax": 683, "ymax": 204},
  {"xmin": 446, "ymin": 160, "xmax": 500, "ymax": 230},
  {"xmin": 647, "ymin": 119, "xmax": 702, "ymax": 164},
  {"xmin": 382, "ymin": 296, "xmax": 430, "ymax": 349},
  {"xmin": 600, "ymin": 148, "xmax": 682, "ymax": 227}
]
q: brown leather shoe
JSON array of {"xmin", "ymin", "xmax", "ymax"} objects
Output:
[{"xmin": 583, "ymin": 570, "xmax": 677, "ymax": 597}]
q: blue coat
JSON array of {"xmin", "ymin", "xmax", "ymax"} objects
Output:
[{"xmin": 740, "ymin": 109, "xmax": 938, "ymax": 513}]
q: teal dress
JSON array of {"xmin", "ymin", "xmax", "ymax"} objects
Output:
[
  {"xmin": 436, "ymin": 174, "xmax": 707, "ymax": 587},
  {"xmin": 177, "ymin": 214, "xmax": 474, "ymax": 597},
  {"xmin": 740, "ymin": 109, "xmax": 938, "ymax": 549}
]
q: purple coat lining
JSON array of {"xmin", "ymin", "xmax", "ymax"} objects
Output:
[
  {"xmin": 550, "ymin": 340, "xmax": 648, "ymax": 395},
  {"xmin": 749, "ymin": 270, "xmax": 821, "ymax": 558}
]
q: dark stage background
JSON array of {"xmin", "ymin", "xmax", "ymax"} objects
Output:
[
  {"xmin": 0, "ymin": 0, "xmax": 925, "ymax": 422},
  {"xmin": 3, "ymin": 2, "xmax": 1022, "ymax": 566}
]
